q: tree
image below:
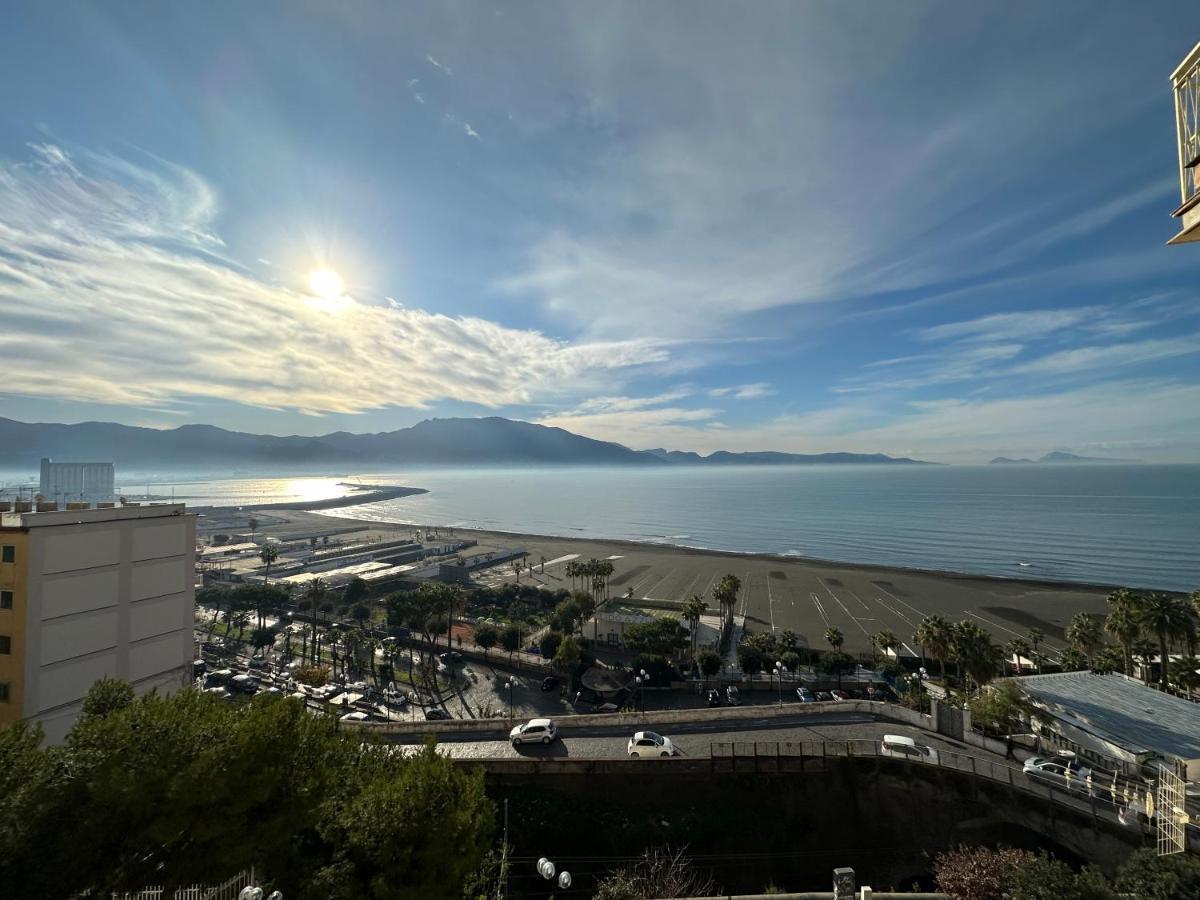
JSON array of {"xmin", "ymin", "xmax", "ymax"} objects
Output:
[
  {"xmin": 934, "ymin": 846, "xmax": 1035, "ymax": 900},
  {"xmin": 1105, "ymin": 599, "xmax": 1141, "ymax": 677},
  {"xmin": 500, "ymin": 624, "xmax": 521, "ymax": 665},
  {"xmin": 816, "ymin": 651, "xmax": 856, "ymax": 688},
  {"xmin": 1065, "ymin": 612, "xmax": 1105, "ymax": 667},
  {"xmin": 872, "ymin": 629, "xmax": 898, "ymax": 664},
  {"xmin": 1009, "ymin": 855, "xmax": 1116, "ymax": 900},
  {"xmin": 247, "ymin": 517, "xmax": 259, "ymax": 538},
  {"xmin": 304, "ymin": 578, "xmax": 328, "ymax": 665},
  {"xmin": 1136, "ymin": 593, "xmax": 1194, "ymax": 690},
  {"xmin": 474, "ymin": 623, "xmax": 498, "ymax": 659},
  {"xmin": 1059, "ymin": 647, "xmax": 1088, "ymax": 672},
  {"xmin": 681, "ymin": 595, "xmax": 708, "ymax": 660},
  {"xmin": 697, "ymin": 648, "xmax": 722, "ymax": 685},
  {"xmin": 736, "ymin": 641, "xmax": 766, "ymax": 676},
  {"xmin": 1132, "ymin": 637, "xmax": 1158, "ymax": 684},
  {"xmin": 713, "ymin": 574, "xmax": 742, "ymax": 631},
  {"xmin": 823, "ymin": 626, "xmax": 844, "ymax": 652},
  {"xmin": 1, "ymin": 683, "xmax": 496, "ymax": 899},
  {"xmin": 625, "ymin": 617, "xmax": 689, "ymax": 657},
  {"xmin": 1028, "ymin": 627, "xmax": 1045, "ymax": 674},
  {"xmin": 550, "ymin": 597, "xmax": 583, "ymax": 636},
  {"xmin": 1170, "ymin": 654, "xmax": 1200, "ymax": 694},
  {"xmin": 1004, "ymin": 638, "xmax": 1031, "ymax": 674},
  {"xmin": 914, "ymin": 616, "xmax": 952, "ymax": 678},
  {"xmin": 1114, "ymin": 846, "xmax": 1200, "ymax": 900},
  {"xmin": 250, "ymin": 627, "xmax": 276, "ymax": 656},
  {"xmin": 593, "ymin": 846, "xmax": 718, "ymax": 900},
  {"xmin": 554, "ymin": 635, "xmax": 582, "ymax": 692},
  {"xmin": 344, "ymin": 576, "xmax": 369, "ymax": 610},
  {"xmin": 351, "ymin": 603, "xmax": 371, "ymax": 630},
  {"xmin": 969, "ymin": 679, "xmax": 1034, "ymax": 735},
  {"xmin": 539, "ymin": 630, "xmax": 564, "ymax": 661},
  {"xmin": 79, "ymin": 676, "xmax": 134, "ymax": 720},
  {"xmin": 258, "ymin": 545, "xmax": 278, "ymax": 627}
]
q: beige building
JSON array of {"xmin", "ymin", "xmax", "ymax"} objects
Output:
[{"xmin": 0, "ymin": 503, "xmax": 196, "ymax": 742}]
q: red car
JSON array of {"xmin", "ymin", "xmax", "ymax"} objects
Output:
[{"xmin": 830, "ymin": 689, "xmax": 850, "ymax": 700}]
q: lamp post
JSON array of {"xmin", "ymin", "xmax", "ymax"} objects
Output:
[
  {"xmin": 634, "ymin": 675, "xmax": 643, "ymax": 714},
  {"xmin": 537, "ymin": 857, "xmax": 572, "ymax": 891},
  {"xmin": 638, "ymin": 668, "xmax": 648, "ymax": 713},
  {"xmin": 506, "ymin": 677, "xmax": 517, "ymax": 720},
  {"xmin": 774, "ymin": 661, "xmax": 787, "ymax": 706}
]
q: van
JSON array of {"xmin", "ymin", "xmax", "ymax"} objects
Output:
[{"xmin": 880, "ymin": 734, "xmax": 938, "ymax": 763}]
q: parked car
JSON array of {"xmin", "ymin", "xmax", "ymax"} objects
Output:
[
  {"xmin": 424, "ymin": 708, "xmax": 451, "ymax": 721},
  {"xmin": 510, "ymin": 718, "xmax": 558, "ymax": 746},
  {"xmin": 204, "ymin": 668, "xmax": 233, "ymax": 689},
  {"xmin": 830, "ymin": 689, "xmax": 850, "ymax": 701},
  {"xmin": 879, "ymin": 734, "xmax": 939, "ymax": 763},
  {"xmin": 541, "ymin": 676, "xmax": 561, "ymax": 692},
  {"xmin": 594, "ymin": 702, "xmax": 620, "ymax": 713},
  {"xmin": 815, "ymin": 691, "xmax": 834, "ymax": 702},
  {"xmin": 192, "ymin": 658, "xmax": 207, "ymax": 678},
  {"xmin": 438, "ymin": 651, "xmax": 463, "ymax": 664},
  {"xmin": 202, "ymin": 686, "xmax": 231, "ymax": 700},
  {"xmin": 1024, "ymin": 753, "xmax": 1095, "ymax": 792},
  {"xmin": 229, "ymin": 673, "xmax": 259, "ymax": 695},
  {"xmin": 796, "ymin": 687, "xmax": 815, "ymax": 702},
  {"xmin": 627, "ymin": 730, "xmax": 678, "ymax": 758},
  {"xmin": 706, "ymin": 689, "xmax": 723, "ymax": 707},
  {"xmin": 725, "ymin": 686, "xmax": 741, "ymax": 706},
  {"xmin": 248, "ymin": 655, "xmax": 269, "ymax": 670},
  {"xmin": 340, "ymin": 710, "xmax": 370, "ymax": 722}
]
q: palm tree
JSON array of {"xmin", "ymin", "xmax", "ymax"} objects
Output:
[
  {"xmin": 1136, "ymin": 593, "xmax": 1194, "ymax": 690},
  {"xmin": 870, "ymin": 629, "xmax": 898, "ymax": 665},
  {"xmin": 1065, "ymin": 613, "xmax": 1104, "ymax": 668},
  {"xmin": 1028, "ymin": 628, "xmax": 1045, "ymax": 674},
  {"xmin": 1104, "ymin": 602, "xmax": 1141, "ymax": 677},
  {"xmin": 914, "ymin": 616, "xmax": 952, "ymax": 677},
  {"xmin": 304, "ymin": 578, "xmax": 328, "ymax": 666},
  {"xmin": 824, "ymin": 626, "xmax": 844, "ymax": 652},
  {"xmin": 1004, "ymin": 638, "xmax": 1031, "ymax": 674},
  {"xmin": 258, "ymin": 544, "xmax": 279, "ymax": 629},
  {"xmin": 1131, "ymin": 638, "xmax": 1158, "ymax": 684},
  {"xmin": 681, "ymin": 594, "xmax": 708, "ymax": 660}
]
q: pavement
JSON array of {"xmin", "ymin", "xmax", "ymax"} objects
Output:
[{"xmin": 387, "ymin": 712, "xmax": 972, "ymax": 762}]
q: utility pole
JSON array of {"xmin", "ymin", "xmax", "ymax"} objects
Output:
[{"xmin": 499, "ymin": 798, "xmax": 509, "ymax": 900}]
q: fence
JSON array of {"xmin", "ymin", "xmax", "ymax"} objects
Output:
[
  {"xmin": 96, "ymin": 869, "xmax": 254, "ymax": 900},
  {"xmin": 706, "ymin": 739, "xmax": 1198, "ymax": 847}
]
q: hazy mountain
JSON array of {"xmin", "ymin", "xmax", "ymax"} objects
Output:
[
  {"xmin": 990, "ymin": 451, "xmax": 1140, "ymax": 465},
  {"xmin": 0, "ymin": 416, "xmax": 934, "ymax": 470}
]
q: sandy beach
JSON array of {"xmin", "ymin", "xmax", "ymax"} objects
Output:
[{"xmin": 229, "ymin": 501, "xmax": 1110, "ymax": 658}]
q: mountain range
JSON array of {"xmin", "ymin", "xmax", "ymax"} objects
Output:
[
  {"xmin": 989, "ymin": 451, "xmax": 1141, "ymax": 465},
  {"xmin": 0, "ymin": 416, "xmax": 933, "ymax": 470}
]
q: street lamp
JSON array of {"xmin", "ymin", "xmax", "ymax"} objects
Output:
[
  {"xmin": 774, "ymin": 661, "xmax": 787, "ymax": 706},
  {"xmin": 639, "ymin": 668, "xmax": 648, "ymax": 713},
  {"xmin": 537, "ymin": 857, "xmax": 572, "ymax": 890},
  {"xmin": 634, "ymin": 675, "xmax": 643, "ymax": 714},
  {"xmin": 506, "ymin": 677, "xmax": 517, "ymax": 720}
]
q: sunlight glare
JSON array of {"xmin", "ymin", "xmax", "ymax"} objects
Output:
[{"xmin": 308, "ymin": 267, "xmax": 345, "ymax": 299}]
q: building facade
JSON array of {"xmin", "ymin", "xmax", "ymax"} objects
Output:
[
  {"xmin": 39, "ymin": 457, "xmax": 116, "ymax": 503},
  {"xmin": 0, "ymin": 503, "xmax": 196, "ymax": 742}
]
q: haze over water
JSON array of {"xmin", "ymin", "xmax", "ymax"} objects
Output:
[{"xmin": 135, "ymin": 464, "xmax": 1200, "ymax": 592}]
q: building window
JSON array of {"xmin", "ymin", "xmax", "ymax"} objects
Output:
[
  {"xmin": 0, "ymin": 545, "xmax": 12, "ymax": 563},
  {"xmin": 0, "ymin": 591, "xmax": 10, "ymax": 609},
  {"xmin": 0, "ymin": 682, "xmax": 8, "ymax": 702},
  {"xmin": 0, "ymin": 636, "xmax": 10, "ymax": 654}
]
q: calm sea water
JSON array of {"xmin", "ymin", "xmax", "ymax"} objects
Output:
[{"xmin": 104, "ymin": 464, "xmax": 1200, "ymax": 592}]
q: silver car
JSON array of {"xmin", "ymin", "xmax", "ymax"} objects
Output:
[
  {"xmin": 509, "ymin": 718, "xmax": 558, "ymax": 746},
  {"xmin": 1023, "ymin": 753, "xmax": 1096, "ymax": 793}
]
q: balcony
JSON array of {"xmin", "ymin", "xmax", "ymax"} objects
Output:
[{"xmin": 1170, "ymin": 41, "xmax": 1200, "ymax": 244}]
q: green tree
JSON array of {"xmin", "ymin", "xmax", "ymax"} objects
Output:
[
  {"xmin": 736, "ymin": 641, "xmax": 766, "ymax": 676},
  {"xmin": 554, "ymin": 635, "xmax": 582, "ymax": 692},
  {"xmin": 872, "ymin": 629, "xmax": 899, "ymax": 664},
  {"xmin": 79, "ymin": 676, "xmax": 135, "ymax": 720},
  {"xmin": 257, "ymin": 544, "xmax": 279, "ymax": 628},
  {"xmin": 500, "ymin": 624, "xmax": 521, "ymax": 665},
  {"xmin": 969, "ymin": 679, "xmax": 1034, "ymax": 735},
  {"xmin": 1059, "ymin": 646, "xmax": 1088, "ymax": 672},
  {"xmin": 1065, "ymin": 612, "xmax": 1105, "ymax": 667},
  {"xmin": 1028, "ymin": 627, "xmax": 1045, "ymax": 674},
  {"xmin": 344, "ymin": 576, "xmax": 369, "ymax": 610},
  {"xmin": 697, "ymin": 648, "xmax": 722, "ymax": 685},
  {"xmin": 1114, "ymin": 847, "xmax": 1200, "ymax": 900},
  {"xmin": 474, "ymin": 623, "xmax": 499, "ymax": 659},
  {"xmin": 816, "ymin": 650, "xmax": 856, "ymax": 688},
  {"xmin": 1009, "ymin": 854, "xmax": 1116, "ymax": 900},
  {"xmin": 823, "ymin": 626, "xmax": 844, "ymax": 652},
  {"xmin": 1105, "ymin": 598, "xmax": 1142, "ymax": 677},
  {"xmin": 250, "ymin": 627, "xmax": 276, "ymax": 656},
  {"xmin": 351, "ymin": 603, "xmax": 372, "ymax": 630},
  {"xmin": 1136, "ymin": 593, "xmax": 1194, "ymax": 690},
  {"xmin": 625, "ymin": 617, "xmax": 689, "ymax": 657},
  {"xmin": 915, "ymin": 615, "xmax": 952, "ymax": 677},
  {"xmin": 305, "ymin": 578, "xmax": 328, "ymax": 665},
  {"xmin": 1004, "ymin": 637, "xmax": 1031, "ymax": 674},
  {"xmin": 681, "ymin": 594, "xmax": 708, "ymax": 659},
  {"xmin": 539, "ymin": 630, "xmax": 564, "ymax": 661}
]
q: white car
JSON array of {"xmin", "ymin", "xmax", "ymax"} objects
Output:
[
  {"xmin": 510, "ymin": 718, "xmax": 558, "ymax": 746},
  {"xmin": 627, "ymin": 730, "xmax": 678, "ymax": 758},
  {"xmin": 879, "ymin": 734, "xmax": 939, "ymax": 764},
  {"xmin": 340, "ymin": 710, "xmax": 370, "ymax": 722},
  {"xmin": 1023, "ymin": 753, "xmax": 1095, "ymax": 792}
]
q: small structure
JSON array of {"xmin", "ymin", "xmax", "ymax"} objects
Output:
[
  {"xmin": 586, "ymin": 602, "xmax": 656, "ymax": 647},
  {"xmin": 1019, "ymin": 671, "xmax": 1200, "ymax": 780},
  {"xmin": 1170, "ymin": 40, "xmax": 1200, "ymax": 244}
]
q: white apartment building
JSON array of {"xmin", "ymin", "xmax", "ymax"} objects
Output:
[
  {"xmin": 0, "ymin": 503, "xmax": 196, "ymax": 742},
  {"xmin": 39, "ymin": 457, "xmax": 116, "ymax": 503}
]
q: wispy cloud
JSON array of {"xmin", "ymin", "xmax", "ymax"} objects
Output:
[
  {"xmin": 0, "ymin": 144, "xmax": 666, "ymax": 414},
  {"xmin": 1009, "ymin": 334, "xmax": 1200, "ymax": 376},
  {"xmin": 708, "ymin": 382, "xmax": 773, "ymax": 399},
  {"xmin": 425, "ymin": 54, "xmax": 453, "ymax": 76}
]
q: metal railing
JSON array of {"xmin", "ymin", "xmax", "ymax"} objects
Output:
[{"xmin": 708, "ymin": 739, "xmax": 1187, "ymax": 839}]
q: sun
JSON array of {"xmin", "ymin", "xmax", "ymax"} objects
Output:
[{"xmin": 308, "ymin": 268, "xmax": 344, "ymax": 299}]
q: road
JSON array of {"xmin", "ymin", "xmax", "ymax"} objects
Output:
[{"xmin": 388, "ymin": 712, "xmax": 972, "ymax": 761}]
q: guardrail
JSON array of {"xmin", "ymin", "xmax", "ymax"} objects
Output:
[
  {"xmin": 338, "ymin": 698, "xmax": 932, "ymax": 737},
  {"xmin": 707, "ymin": 739, "xmax": 1198, "ymax": 849}
]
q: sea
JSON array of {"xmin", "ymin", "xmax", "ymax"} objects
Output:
[{"xmin": 44, "ymin": 463, "xmax": 1197, "ymax": 593}]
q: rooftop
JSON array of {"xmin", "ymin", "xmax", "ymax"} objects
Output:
[
  {"xmin": 1019, "ymin": 671, "xmax": 1200, "ymax": 762},
  {"xmin": 1, "ymin": 502, "xmax": 190, "ymax": 529}
]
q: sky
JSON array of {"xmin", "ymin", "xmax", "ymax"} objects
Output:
[{"xmin": 0, "ymin": 1, "xmax": 1198, "ymax": 464}]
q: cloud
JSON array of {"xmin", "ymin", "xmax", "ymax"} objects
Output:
[
  {"xmin": 425, "ymin": 54, "xmax": 453, "ymax": 76},
  {"xmin": 536, "ymin": 400, "xmax": 726, "ymax": 450},
  {"xmin": 709, "ymin": 382, "xmax": 773, "ymax": 399},
  {"xmin": 1008, "ymin": 334, "xmax": 1200, "ymax": 376},
  {"xmin": 916, "ymin": 309, "xmax": 1102, "ymax": 343},
  {"xmin": 0, "ymin": 144, "xmax": 669, "ymax": 415}
]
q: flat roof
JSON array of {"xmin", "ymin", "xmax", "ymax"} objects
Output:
[
  {"xmin": 1, "ymin": 503, "xmax": 191, "ymax": 529},
  {"xmin": 1019, "ymin": 671, "xmax": 1200, "ymax": 762}
]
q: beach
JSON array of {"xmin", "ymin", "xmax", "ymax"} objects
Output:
[{"xmin": 237, "ymin": 504, "xmax": 1109, "ymax": 658}]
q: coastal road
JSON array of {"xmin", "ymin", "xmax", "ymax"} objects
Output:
[{"xmin": 386, "ymin": 714, "xmax": 976, "ymax": 761}]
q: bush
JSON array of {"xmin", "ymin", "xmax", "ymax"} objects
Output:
[
  {"xmin": 539, "ymin": 630, "xmax": 564, "ymax": 660},
  {"xmin": 934, "ymin": 845, "xmax": 1034, "ymax": 900},
  {"xmin": 633, "ymin": 654, "xmax": 677, "ymax": 685},
  {"xmin": 1114, "ymin": 847, "xmax": 1200, "ymax": 900}
]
